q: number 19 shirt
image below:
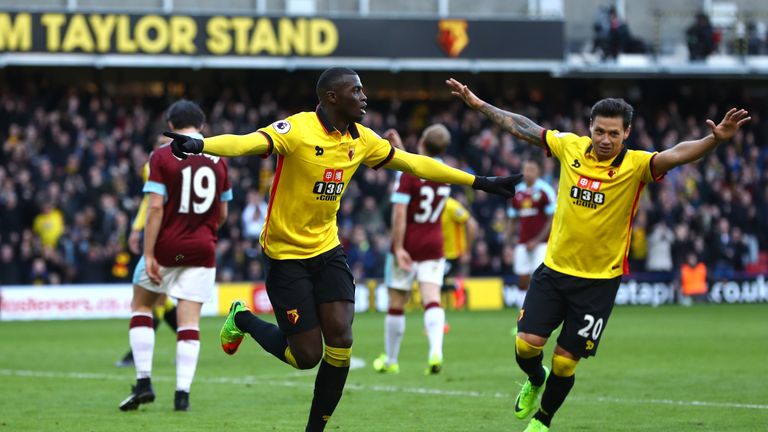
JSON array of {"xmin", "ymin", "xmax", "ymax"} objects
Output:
[
  {"xmin": 144, "ymin": 140, "xmax": 232, "ymax": 268},
  {"xmin": 542, "ymin": 130, "xmax": 663, "ymax": 279}
]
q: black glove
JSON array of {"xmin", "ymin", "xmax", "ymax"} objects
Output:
[
  {"xmin": 163, "ymin": 131, "xmax": 204, "ymax": 160},
  {"xmin": 472, "ymin": 174, "xmax": 524, "ymax": 198}
]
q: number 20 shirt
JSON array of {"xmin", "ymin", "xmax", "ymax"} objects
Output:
[
  {"xmin": 144, "ymin": 139, "xmax": 232, "ymax": 268},
  {"xmin": 542, "ymin": 130, "xmax": 663, "ymax": 279}
]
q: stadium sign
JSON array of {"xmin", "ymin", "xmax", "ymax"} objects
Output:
[
  {"xmin": 504, "ymin": 274, "xmax": 768, "ymax": 308},
  {"xmin": 0, "ymin": 12, "xmax": 563, "ymax": 70}
]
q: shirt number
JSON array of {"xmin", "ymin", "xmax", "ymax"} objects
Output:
[
  {"xmin": 179, "ymin": 166, "xmax": 216, "ymax": 214},
  {"xmin": 577, "ymin": 314, "xmax": 604, "ymax": 340},
  {"xmin": 414, "ymin": 185, "xmax": 450, "ymax": 223}
]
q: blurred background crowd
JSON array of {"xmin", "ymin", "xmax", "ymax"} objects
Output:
[{"xmin": 0, "ymin": 72, "xmax": 766, "ymax": 286}]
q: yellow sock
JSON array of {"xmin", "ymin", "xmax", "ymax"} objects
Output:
[
  {"xmin": 515, "ymin": 336, "xmax": 544, "ymax": 359},
  {"xmin": 324, "ymin": 346, "xmax": 352, "ymax": 368}
]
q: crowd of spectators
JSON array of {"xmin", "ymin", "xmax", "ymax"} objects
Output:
[{"xmin": 0, "ymin": 73, "xmax": 765, "ymax": 287}]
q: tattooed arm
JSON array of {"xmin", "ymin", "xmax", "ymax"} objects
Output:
[{"xmin": 446, "ymin": 78, "xmax": 546, "ymax": 149}]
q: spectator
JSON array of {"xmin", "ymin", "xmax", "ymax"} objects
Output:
[
  {"xmin": 646, "ymin": 222, "xmax": 675, "ymax": 272},
  {"xmin": 32, "ymin": 200, "xmax": 65, "ymax": 250},
  {"xmin": 0, "ymin": 244, "xmax": 22, "ymax": 285},
  {"xmin": 750, "ymin": 21, "xmax": 767, "ymax": 55},
  {"xmin": 730, "ymin": 227, "xmax": 751, "ymax": 272},
  {"xmin": 679, "ymin": 252, "xmax": 708, "ymax": 306},
  {"xmin": 241, "ymin": 189, "xmax": 268, "ymax": 240},
  {"xmin": 629, "ymin": 210, "xmax": 648, "ymax": 272},
  {"xmin": 686, "ymin": 12, "xmax": 716, "ymax": 60}
]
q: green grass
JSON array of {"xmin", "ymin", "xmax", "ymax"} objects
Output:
[{"xmin": 1, "ymin": 305, "xmax": 767, "ymax": 431}]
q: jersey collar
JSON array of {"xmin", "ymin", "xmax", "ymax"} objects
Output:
[
  {"xmin": 315, "ymin": 106, "xmax": 360, "ymax": 139},
  {"xmin": 585, "ymin": 143, "xmax": 628, "ymax": 167}
]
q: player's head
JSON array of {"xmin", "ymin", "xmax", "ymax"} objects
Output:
[
  {"xmin": 165, "ymin": 100, "xmax": 206, "ymax": 132},
  {"xmin": 316, "ymin": 67, "xmax": 367, "ymax": 123},
  {"xmin": 522, "ymin": 158, "xmax": 542, "ymax": 185},
  {"xmin": 418, "ymin": 124, "xmax": 451, "ymax": 157},
  {"xmin": 589, "ymin": 98, "xmax": 633, "ymax": 161}
]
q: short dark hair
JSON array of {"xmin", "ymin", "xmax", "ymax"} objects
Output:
[
  {"xmin": 316, "ymin": 67, "xmax": 358, "ymax": 101},
  {"xmin": 590, "ymin": 98, "xmax": 634, "ymax": 129},
  {"xmin": 165, "ymin": 100, "xmax": 205, "ymax": 130}
]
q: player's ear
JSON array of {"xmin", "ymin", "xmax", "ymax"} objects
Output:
[
  {"xmin": 167, "ymin": 121, "xmax": 175, "ymax": 130},
  {"xmin": 325, "ymin": 90, "xmax": 337, "ymax": 104},
  {"xmin": 623, "ymin": 125, "xmax": 631, "ymax": 140}
]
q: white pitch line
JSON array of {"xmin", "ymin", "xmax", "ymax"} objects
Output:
[{"xmin": 2, "ymin": 368, "xmax": 766, "ymax": 411}]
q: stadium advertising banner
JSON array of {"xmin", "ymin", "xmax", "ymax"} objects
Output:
[
  {"xmin": 0, "ymin": 12, "xmax": 563, "ymax": 62},
  {"xmin": 2, "ymin": 275, "xmax": 767, "ymax": 320},
  {"xmin": 504, "ymin": 274, "xmax": 768, "ymax": 308},
  {"xmin": 0, "ymin": 284, "xmax": 219, "ymax": 321}
]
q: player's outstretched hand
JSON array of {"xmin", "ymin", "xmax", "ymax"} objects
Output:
[
  {"xmin": 163, "ymin": 131, "xmax": 204, "ymax": 160},
  {"xmin": 446, "ymin": 78, "xmax": 484, "ymax": 110},
  {"xmin": 707, "ymin": 108, "xmax": 751, "ymax": 143},
  {"xmin": 472, "ymin": 174, "xmax": 523, "ymax": 198}
]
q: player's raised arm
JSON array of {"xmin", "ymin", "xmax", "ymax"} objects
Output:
[
  {"xmin": 384, "ymin": 148, "xmax": 522, "ymax": 198},
  {"xmin": 446, "ymin": 78, "xmax": 546, "ymax": 148},
  {"xmin": 651, "ymin": 108, "xmax": 751, "ymax": 177},
  {"xmin": 164, "ymin": 131, "xmax": 272, "ymax": 159}
]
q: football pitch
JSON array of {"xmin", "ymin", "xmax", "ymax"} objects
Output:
[{"xmin": 1, "ymin": 304, "xmax": 766, "ymax": 431}]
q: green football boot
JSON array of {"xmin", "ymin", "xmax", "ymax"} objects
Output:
[
  {"xmin": 514, "ymin": 366, "xmax": 550, "ymax": 419},
  {"xmin": 523, "ymin": 418, "xmax": 549, "ymax": 432},
  {"xmin": 372, "ymin": 354, "xmax": 400, "ymax": 374},
  {"xmin": 425, "ymin": 353, "xmax": 443, "ymax": 375},
  {"xmin": 220, "ymin": 300, "xmax": 248, "ymax": 355}
]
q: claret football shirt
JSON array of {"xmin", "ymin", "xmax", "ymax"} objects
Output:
[{"xmin": 144, "ymin": 134, "xmax": 232, "ymax": 268}]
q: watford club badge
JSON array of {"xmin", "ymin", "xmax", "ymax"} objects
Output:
[
  {"xmin": 286, "ymin": 309, "xmax": 300, "ymax": 325},
  {"xmin": 348, "ymin": 146, "xmax": 355, "ymax": 161},
  {"xmin": 437, "ymin": 19, "xmax": 469, "ymax": 58}
]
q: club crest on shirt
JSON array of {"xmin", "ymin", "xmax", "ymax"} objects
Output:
[
  {"xmin": 286, "ymin": 309, "xmax": 300, "ymax": 325},
  {"xmin": 272, "ymin": 120, "xmax": 291, "ymax": 134},
  {"xmin": 348, "ymin": 146, "xmax": 355, "ymax": 160},
  {"xmin": 175, "ymin": 254, "xmax": 185, "ymax": 262}
]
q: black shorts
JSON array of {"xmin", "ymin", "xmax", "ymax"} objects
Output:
[
  {"xmin": 442, "ymin": 258, "xmax": 460, "ymax": 292},
  {"xmin": 263, "ymin": 245, "xmax": 355, "ymax": 336},
  {"xmin": 517, "ymin": 264, "xmax": 621, "ymax": 358}
]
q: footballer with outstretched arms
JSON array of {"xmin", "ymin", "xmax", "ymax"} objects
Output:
[
  {"xmin": 164, "ymin": 67, "xmax": 522, "ymax": 431},
  {"xmin": 447, "ymin": 77, "xmax": 750, "ymax": 432}
]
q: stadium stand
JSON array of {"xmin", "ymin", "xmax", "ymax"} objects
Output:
[{"xmin": 0, "ymin": 71, "xmax": 764, "ymax": 285}]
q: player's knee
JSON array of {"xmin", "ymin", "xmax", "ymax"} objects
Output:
[
  {"xmin": 515, "ymin": 335, "xmax": 544, "ymax": 359},
  {"xmin": 551, "ymin": 353, "xmax": 579, "ymax": 377},
  {"xmin": 324, "ymin": 345, "xmax": 352, "ymax": 368},
  {"xmin": 291, "ymin": 345, "xmax": 324, "ymax": 369}
]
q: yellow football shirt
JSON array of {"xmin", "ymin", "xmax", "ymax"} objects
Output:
[
  {"xmin": 441, "ymin": 197, "xmax": 471, "ymax": 260},
  {"xmin": 257, "ymin": 108, "xmax": 395, "ymax": 259},
  {"xmin": 131, "ymin": 163, "xmax": 150, "ymax": 231},
  {"xmin": 542, "ymin": 130, "xmax": 662, "ymax": 279}
]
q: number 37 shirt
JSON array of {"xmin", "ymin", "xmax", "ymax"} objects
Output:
[
  {"xmin": 542, "ymin": 130, "xmax": 663, "ymax": 279},
  {"xmin": 390, "ymin": 170, "xmax": 449, "ymax": 261},
  {"xmin": 144, "ymin": 139, "xmax": 232, "ymax": 268}
]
